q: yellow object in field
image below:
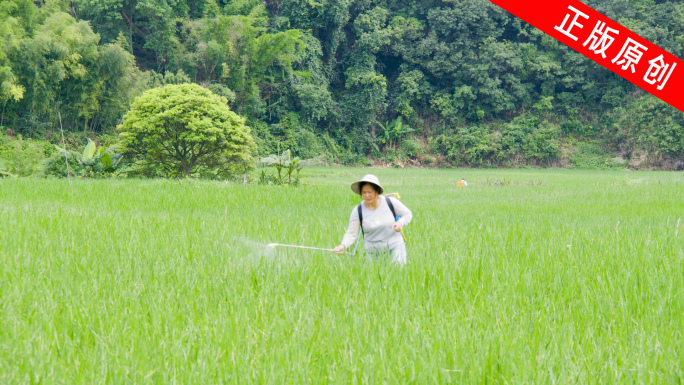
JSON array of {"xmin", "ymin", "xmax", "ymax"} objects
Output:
[{"xmin": 457, "ymin": 181, "xmax": 465, "ymax": 186}]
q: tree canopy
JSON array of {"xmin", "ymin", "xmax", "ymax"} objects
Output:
[{"xmin": 118, "ymin": 83, "xmax": 256, "ymax": 177}]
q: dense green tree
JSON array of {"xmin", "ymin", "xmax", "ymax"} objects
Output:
[
  {"xmin": 275, "ymin": 0, "xmax": 351, "ymax": 62},
  {"xmin": 117, "ymin": 83, "xmax": 256, "ymax": 177},
  {"xmin": 15, "ymin": 12, "xmax": 102, "ymax": 134},
  {"xmin": 0, "ymin": 0, "xmax": 32, "ymax": 126},
  {"xmin": 73, "ymin": 0, "xmax": 185, "ymax": 71},
  {"xmin": 6, "ymin": 11, "xmax": 138, "ymax": 135},
  {"xmin": 175, "ymin": 12, "xmax": 304, "ymax": 118},
  {"xmin": 335, "ymin": 6, "xmax": 396, "ymax": 152},
  {"xmin": 609, "ymin": 94, "xmax": 684, "ymax": 162}
]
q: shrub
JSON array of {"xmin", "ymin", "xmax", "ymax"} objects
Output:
[
  {"xmin": 569, "ymin": 142, "xmax": 610, "ymax": 169},
  {"xmin": 502, "ymin": 116, "xmax": 561, "ymax": 165},
  {"xmin": 44, "ymin": 139, "xmax": 123, "ymax": 178},
  {"xmin": 399, "ymin": 137, "xmax": 425, "ymax": 159},
  {"xmin": 609, "ymin": 95, "xmax": 684, "ymax": 162},
  {"xmin": 0, "ymin": 134, "xmax": 51, "ymax": 177},
  {"xmin": 292, "ymin": 127, "xmax": 326, "ymax": 160},
  {"xmin": 428, "ymin": 126, "xmax": 502, "ymax": 167},
  {"xmin": 42, "ymin": 151, "xmax": 85, "ymax": 178}
]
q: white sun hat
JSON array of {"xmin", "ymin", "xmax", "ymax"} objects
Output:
[{"xmin": 350, "ymin": 174, "xmax": 384, "ymax": 195}]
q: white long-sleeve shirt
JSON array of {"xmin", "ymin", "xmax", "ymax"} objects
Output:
[{"xmin": 340, "ymin": 197, "xmax": 412, "ymax": 251}]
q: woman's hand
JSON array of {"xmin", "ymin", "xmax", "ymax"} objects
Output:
[
  {"xmin": 334, "ymin": 244, "xmax": 346, "ymax": 254},
  {"xmin": 392, "ymin": 221, "xmax": 403, "ymax": 232}
]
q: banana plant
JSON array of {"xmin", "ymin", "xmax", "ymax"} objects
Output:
[
  {"xmin": 90, "ymin": 139, "xmax": 123, "ymax": 171},
  {"xmin": 376, "ymin": 116, "xmax": 415, "ymax": 150},
  {"xmin": 259, "ymin": 149, "xmax": 324, "ymax": 185},
  {"xmin": 55, "ymin": 139, "xmax": 123, "ymax": 177},
  {"xmin": 259, "ymin": 149, "xmax": 292, "ymax": 184},
  {"xmin": 286, "ymin": 156, "xmax": 299, "ymax": 184}
]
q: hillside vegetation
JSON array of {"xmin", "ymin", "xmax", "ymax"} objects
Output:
[{"xmin": 1, "ymin": 0, "xmax": 683, "ymax": 170}]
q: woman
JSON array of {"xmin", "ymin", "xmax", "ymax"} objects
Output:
[{"xmin": 334, "ymin": 174, "xmax": 413, "ymax": 265}]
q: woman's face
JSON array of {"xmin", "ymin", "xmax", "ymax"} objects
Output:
[{"xmin": 361, "ymin": 184, "xmax": 378, "ymax": 203}]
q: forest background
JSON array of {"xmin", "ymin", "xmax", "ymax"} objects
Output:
[{"xmin": 1, "ymin": 0, "xmax": 684, "ymax": 173}]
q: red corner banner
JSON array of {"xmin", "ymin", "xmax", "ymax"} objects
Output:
[{"xmin": 489, "ymin": 0, "xmax": 684, "ymax": 113}]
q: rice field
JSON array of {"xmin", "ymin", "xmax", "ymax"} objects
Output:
[{"xmin": 1, "ymin": 168, "xmax": 683, "ymax": 383}]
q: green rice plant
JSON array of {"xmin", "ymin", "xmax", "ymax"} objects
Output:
[{"xmin": 0, "ymin": 168, "xmax": 683, "ymax": 383}]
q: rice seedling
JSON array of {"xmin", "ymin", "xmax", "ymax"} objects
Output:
[{"xmin": 0, "ymin": 168, "xmax": 682, "ymax": 383}]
